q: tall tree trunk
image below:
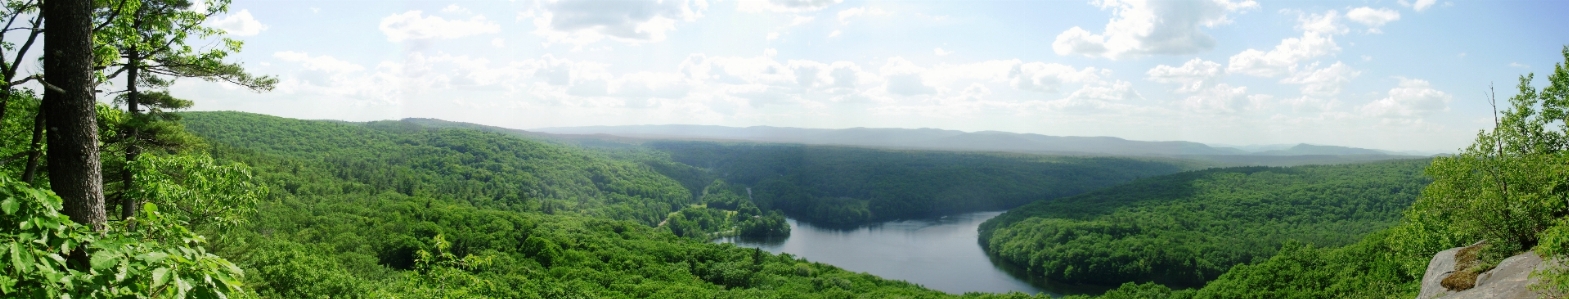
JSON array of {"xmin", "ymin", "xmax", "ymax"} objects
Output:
[
  {"xmin": 120, "ymin": 32, "xmax": 141, "ymax": 220},
  {"xmin": 21, "ymin": 110, "xmax": 43, "ymax": 183},
  {"xmin": 42, "ymin": 0, "xmax": 106, "ymax": 231}
]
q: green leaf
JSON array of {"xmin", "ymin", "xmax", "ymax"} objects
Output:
[
  {"xmin": 0, "ymin": 198, "xmax": 16, "ymax": 215},
  {"xmin": 7, "ymin": 242, "xmax": 22, "ymax": 273},
  {"xmin": 90, "ymin": 251, "xmax": 117, "ymax": 270},
  {"xmin": 151, "ymin": 267, "xmax": 170, "ymax": 288},
  {"xmin": 139, "ymin": 251, "xmax": 169, "ymax": 263}
]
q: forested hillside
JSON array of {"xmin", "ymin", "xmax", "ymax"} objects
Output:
[
  {"xmin": 1059, "ymin": 47, "xmax": 1569, "ymax": 299},
  {"xmin": 646, "ymin": 141, "xmax": 1191, "ymax": 226},
  {"xmin": 979, "ymin": 160, "xmax": 1431, "ymax": 286},
  {"xmin": 168, "ymin": 111, "xmax": 1040, "ymax": 298},
  {"xmin": 182, "ymin": 112, "xmax": 693, "ymax": 226}
]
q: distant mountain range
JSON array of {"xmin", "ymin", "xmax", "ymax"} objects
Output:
[{"xmin": 530, "ymin": 124, "xmax": 1430, "ymax": 158}]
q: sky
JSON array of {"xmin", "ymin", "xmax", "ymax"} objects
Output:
[{"xmin": 166, "ymin": 0, "xmax": 1569, "ymax": 153}]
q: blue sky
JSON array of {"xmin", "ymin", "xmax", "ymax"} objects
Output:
[{"xmin": 171, "ymin": 0, "xmax": 1569, "ymax": 153}]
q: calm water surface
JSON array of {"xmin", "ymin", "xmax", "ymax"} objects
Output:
[{"xmin": 719, "ymin": 211, "xmax": 1108, "ymax": 296}]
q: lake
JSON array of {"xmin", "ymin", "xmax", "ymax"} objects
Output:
[{"xmin": 718, "ymin": 211, "xmax": 1109, "ymax": 296}]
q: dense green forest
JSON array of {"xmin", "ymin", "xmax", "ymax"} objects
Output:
[
  {"xmin": 3, "ymin": 0, "xmax": 1565, "ymax": 296},
  {"xmin": 176, "ymin": 111, "xmax": 1060, "ymax": 297},
  {"xmin": 978, "ymin": 160, "xmax": 1431, "ymax": 286},
  {"xmin": 646, "ymin": 141, "xmax": 1191, "ymax": 226},
  {"xmin": 11, "ymin": 110, "xmax": 1049, "ymax": 298},
  {"xmin": 1055, "ymin": 47, "xmax": 1569, "ymax": 299},
  {"xmin": 181, "ymin": 112, "xmax": 695, "ymax": 226}
]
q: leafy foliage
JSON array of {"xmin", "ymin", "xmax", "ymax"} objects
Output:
[
  {"xmin": 178, "ymin": 111, "xmax": 1059, "ymax": 298},
  {"xmin": 1068, "ymin": 45, "xmax": 1569, "ymax": 299},
  {"xmin": 0, "ymin": 176, "xmax": 245, "ymax": 298},
  {"xmin": 1400, "ymin": 46, "xmax": 1569, "ymax": 294},
  {"xmin": 979, "ymin": 160, "xmax": 1431, "ymax": 286},
  {"xmin": 181, "ymin": 112, "xmax": 692, "ymax": 226},
  {"xmin": 664, "ymin": 180, "xmax": 789, "ymax": 239}
]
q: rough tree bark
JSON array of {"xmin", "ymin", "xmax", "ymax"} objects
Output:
[
  {"xmin": 120, "ymin": 30, "xmax": 141, "ymax": 220},
  {"xmin": 42, "ymin": 0, "xmax": 106, "ymax": 231}
]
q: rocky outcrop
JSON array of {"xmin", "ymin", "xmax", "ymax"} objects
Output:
[{"xmin": 1419, "ymin": 245, "xmax": 1548, "ymax": 299}]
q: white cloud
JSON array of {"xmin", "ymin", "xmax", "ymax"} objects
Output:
[
  {"xmin": 1146, "ymin": 58, "xmax": 1222, "ymax": 93},
  {"xmin": 1361, "ymin": 78, "xmax": 1451, "ymax": 118},
  {"xmin": 1346, "ymin": 7, "xmax": 1399, "ymax": 33},
  {"xmin": 1282, "ymin": 96, "xmax": 1339, "ymax": 113},
  {"xmin": 1398, "ymin": 0, "xmax": 1437, "ymax": 12},
  {"xmin": 380, "ymin": 10, "xmax": 500, "ymax": 42},
  {"xmin": 1010, "ymin": 62, "xmax": 1105, "ymax": 93},
  {"xmin": 1226, "ymin": 10, "xmax": 1346, "ymax": 77},
  {"xmin": 934, "ymin": 48, "xmax": 952, "ymax": 56},
  {"xmin": 441, "ymin": 4, "xmax": 470, "ymax": 14},
  {"xmin": 827, "ymin": 61, "xmax": 868, "ymax": 89},
  {"xmin": 523, "ymin": 0, "xmax": 707, "ymax": 45},
  {"xmin": 1052, "ymin": 0, "xmax": 1259, "ymax": 59},
  {"xmin": 1182, "ymin": 83, "xmax": 1249, "ymax": 113},
  {"xmin": 211, "ymin": 9, "xmax": 268, "ymax": 36},
  {"xmin": 492, "ymin": 38, "xmax": 506, "ymax": 48},
  {"xmin": 274, "ymin": 51, "xmax": 364, "ymax": 73},
  {"xmin": 837, "ymin": 7, "xmax": 890, "ymax": 23},
  {"xmin": 1280, "ymin": 62, "xmax": 1358, "ymax": 96},
  {"xmin": 790, "ymin": 16, "xmax": 815, "ymax": 26},
  {"xmin": 1510, "ymin": 62, "xmax": 1529, "ymax": 68},
  {"xmin": 881, "ymin": 57, "xmax": 936, "ymax": 96},
  {"xmin": 828, "ymin": 30, "xmax": 842, "ymax": 38},
  {"xmin": 1041, "ymin": 80, "xmax": 1142, "ymax": 112},
  {"xmin": 739, "ymin": 0, "xmax": 844, "ymax": 12},
  {"xmin": 958, "ymin": 83, "xmax": 992, "ymax": 102}
]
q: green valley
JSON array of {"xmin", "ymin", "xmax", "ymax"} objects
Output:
[{"xmin": 4, "ymin": 0, "xmax": 1567, "ymax": 296}]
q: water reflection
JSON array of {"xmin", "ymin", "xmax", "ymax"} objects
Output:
[{"xmin": 717, "ymin": 211, "xmax": 1112, "ymax": 296}]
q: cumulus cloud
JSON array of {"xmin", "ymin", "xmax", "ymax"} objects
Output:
[
  {"xmin": 1226, "ymin": 10, "xmax": 1345, "ymax": 77},
  {"xmin": 837, "ymin": 7, "xmax": 890, "ymax": 23},
  {"xmin": 441, "ymin": 4, "xmax": 470, "ymax": 14},
  {"xmin": 380, "ymin": 10, "xmax": 500, "ymax": 42},
  {"xmin": 1182, "ymin": 83, "xmax": 1250, "ymax": 113},
  {"xmin": 1346, "ymin": 7, "xmax": 1399, "ymax": 33},
  {"xmin": 1052, "ymin": 0, "xmax": 1259, "ymax": 59},
  {"xmin": 1361, "ymin": 78, "xmax": 1451, "ymax": 118},
  {"xmin": 211, "ymin": 9, "xmax": 268, "ymax": 36},
  {"xmin": 1280, "ymin": 62, "xmax": 1358, "ymax": 96},
  {"xmin": 826, "ymin": 61, "xmax": 867, "ymax": 89},
  {"xmin": 267, "ymin": 52, "xmax": 531, "ymax": 107},
  {"xmin": 881, "ymin": 57, "xmax": 937, "ymax": 96},
  {"xmin": 523, "ymin": 0, "xmax": 707, "ymax": 45},
  {"xmin": 1398, "ymin": 0, "xmax": 1437, "ymax": 12},
  {"xmin": 958, "ymin": 83, "xmax": 992, "ymax": 102},
  {"xmin": 1034, "ymin": 80, "xmax": 1142, "ymax": 113},
  {"xmin": 1146, "ymin": 58, "xmax": 1222, "ymax": 93},
  {"xmin": 1010, "ymin": 62, "xmax": 1105, "ymax": 93},
  {"xmin": 739, "ymin": 0, "xmax": 843, "ymax": 12},
  {"xmin": 274, "ymin": 51, "xmax": 364, "ymax": 73}
]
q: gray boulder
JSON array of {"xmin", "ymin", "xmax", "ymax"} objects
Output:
[{"xmin": 1418, "ymin": 246, "xmax": 1548, "ymax": 299}]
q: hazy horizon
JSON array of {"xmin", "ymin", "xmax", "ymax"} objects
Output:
[{"xmin": 166, "ymin": 0, "xmax": 1569, "ymax": 153}]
